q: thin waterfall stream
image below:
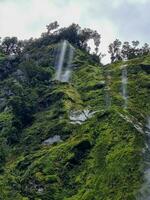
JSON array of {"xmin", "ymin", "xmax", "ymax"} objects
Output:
[
  {"xmin": 104, "ymin": 69, "xmax": 111, "ymax": 110},
  {"xmin": 55, "ymin": 40, "xmax": 75, "ymax": 82},
  {"xmin": 55, "ymin": 40, "xmax": 67, "ymax": 81},
  {"xmin": 121, "ymin": 65, "xmax": 128, "ymax": 109},
  {"xmin": 61, "ymin": 44, "xmax": 74, "ymax": 82}
]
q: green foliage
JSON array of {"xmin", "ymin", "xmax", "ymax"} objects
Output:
[
  {"xmin": 41, "ymin": 22, "xmax": 101, "ymax": 55},
  {"xmin": 109, "ymin": 39, "xmax": 150, "ymax": 62},
  {"xmin": 19, "ymin": 60, "xmax": 53, "ymax": 85},
  {"xmin": 0, "ymin": 36, "xmax": 23, "ymax": 56},
  {"xmin": 0, "ymin": 31, "xmax": 149, "ymax": 200},
  {"xmin": 0, "ymin": 52, "xmax": 6, "ymax": 61}
]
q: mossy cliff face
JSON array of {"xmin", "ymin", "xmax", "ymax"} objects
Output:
[{"xmin": 0, "ymin": 44, "xmax": 149, "ymax": 200}]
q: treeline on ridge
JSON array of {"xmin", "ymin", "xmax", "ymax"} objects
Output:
[{"xmin": 0, "ymin": 21, "xmax": 150, "ymax": 64}]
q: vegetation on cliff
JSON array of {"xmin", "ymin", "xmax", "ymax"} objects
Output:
[{"xmin": 0, "ymin": 23, "xmax": 149, "ymax": 200}]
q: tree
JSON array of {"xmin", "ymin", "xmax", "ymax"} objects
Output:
[
  {"xmin": 142, "ymin": 43, "xmax": 150, "ymax": 55},
  {"xmin": 46, "ymin": 21, "xmax": 59, "ymax": 35},
  {"xmin": 132, "ymin": 40, "xmax": 139, "ymax": 49},
  {"xmin": 92, "ymin": 52, "xmax": 106, "ymax": 63},
  {"xmin": 92, "ymin": 31, "xmax": 101, "ymax": 55},
  {"xmin": 110, "ymin": 39, "xmax": 150, "ymax": 61},
  {"xmin": 121, "ymin": 41, "xmax": 131, "ymax": 60},
  {"xmin": 122, "ymin": 40, "xmax": 147, "ymax": 60},
  {"xmin": 79, "ymin": 28, "xmax": 101, "ymax": 53},
  {"xmin": 108, "ymin": 39, "xmax": 122, "ymax": 62},
  {"xmin": 40, "ymin": 22, "xmax": 101, "ymax": 56},
  {"xmin": 79, "ymin": 28, "xmax": 93, "ymax": 48},
  {"xmin": 130, "ymin": 40, "xmax": 140, "ymax": 58},
  {"xmin": 1, "ymin": 37, "xmax": 23, "ymax": 56},
  {"xmin": 59, "ymin": 23, "xmax": 81, "ymax": 47}
]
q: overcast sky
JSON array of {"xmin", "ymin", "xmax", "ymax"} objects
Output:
[{"xmin": 0, "ymin": 0, "xmax": 150, "ymax": 63}]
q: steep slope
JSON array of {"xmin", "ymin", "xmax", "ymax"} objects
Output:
[{"xmin": 0, "ymin": 42, "xmax": 149, "ymax": 200}]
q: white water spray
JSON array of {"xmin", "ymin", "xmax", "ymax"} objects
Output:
[
  {"xmin": 55, "ymin": 40, "xmax": 67, "ymax": 80},
  {"xmin": 61, "ymin": 69, "xmax": 71, "ymax": 82},
  {"xmin": 104, "ymin": 70, "xmax": 111, "ymax": 110},
  {"xmin": 55, "ymin": 40, "xmax": 74, "ymax": 82},
  {"xmin": 121, "ymin": 65, "xmax": 128, "ymax": 109},
  {"xmin": 61, "ymin": 45, "xmax": 74, "ymax": 82}
]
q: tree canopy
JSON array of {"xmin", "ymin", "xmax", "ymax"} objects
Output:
[
  {"xmin": 0, "ymin": 22, "xmax": 150, "ymax": 64},
  {"xmin": 108, "ymin": 39, "xmax": 150, "ymax": 63}
]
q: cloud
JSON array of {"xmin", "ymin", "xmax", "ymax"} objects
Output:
[
  {"xmin": 0, "ymin": 0, "xmax": 149, "ymax": 63},
  {"xmin": 86, "ymin": 0, "xmax": 150, "ymax": 41},
  {"xmin": 0, "ymin": 0, "xmax": 86, "ymax": 39}
]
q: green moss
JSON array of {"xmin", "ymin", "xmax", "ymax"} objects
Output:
[{"xmin": 0, "ymin": 43, "xmax": 149, "ymax": 199}]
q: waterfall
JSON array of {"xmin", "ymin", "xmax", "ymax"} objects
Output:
[
  {"xmin": 55, "ymin": 40, "xmax": 74, "ymax": 82},
  {"xmin": 61, "ymin": 44, "xmax": 75, "ymax": 82},
  {"xmin": 121, "ymin": 65, "xmax": 128, "ymax": 109},
  {"xmin": 105, "ymin": 88, "xmax": 111, "ymax": 109},
  {"xmin": 55, "ymin": 40, "xmax": 67, "ymax": 81},
  {"xmin": 104, "ymin": 69, "xmax": 111, "ymax": 110},
  {"xmin": 137, "ymin": 117, "xmax": 150, "ymax": 200}
]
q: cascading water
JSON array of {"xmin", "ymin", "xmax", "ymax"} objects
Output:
[
  {"xmin": 61, "ymin": 44, "xmax": 74, "ymax": 82},
  {"xmin": 121, "ymin": 65, "xmax": 128, "ymax": 109},
  {"xmin": 104, "ymin": 70, "xmax": 111, "ymax": 110},
  {"xmin": 137, "ymin": 117, "xmax": 150, "ymax": 200},
  {"xmin": 55, "ymin": 40, "xmax": 74, "ymax": 82},
  {"xmin": 105, "ymin": 88, "xmax": 111, "ymax": 109},
  {"xmin": 55, "ymin": 40, "xmax": 67, "ymax": 81}
]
